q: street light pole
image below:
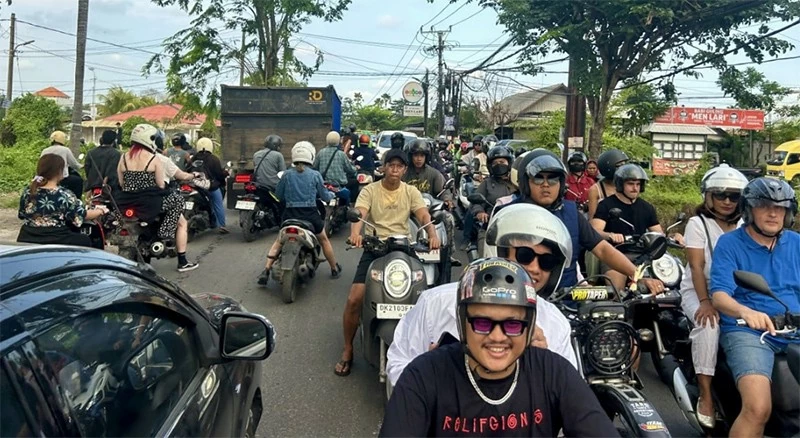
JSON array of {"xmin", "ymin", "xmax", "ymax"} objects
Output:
[
  {"xmin": 4, "ymin": 14, "xmax": 35, "ymax": 108},
  {"xmin": 89, "ymin": 67, "xmax": 96, "ymax": 143}
]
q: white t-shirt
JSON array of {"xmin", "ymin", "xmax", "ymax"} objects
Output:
[
  {"xmin": 157, "ymin": 153, "xmax": 180, "ymax": 185},
  {"xmin": 679, "ymin": 215, "xmax": 742, "ymax": 296},
  {"xmin": 386, "ymin": 281, "xmax": 577, "ymax": 386}
]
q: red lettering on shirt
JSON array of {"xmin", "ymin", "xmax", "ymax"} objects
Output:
[
  {"xmin": 520, "ymin": 412, "xmax": 528, "ymax": 428},
  {"xmin": 441, "ymin": 411, "xmax": 540, "ymax": 434},
  {"xmin": 479, "ymin": 418, "xmax": 488, "ymax": 433},
  {"xmin": 534, "ymin": 409, "xmax": 543, "ymax": 424},
  {"xmin": 489, "ymin": 416, "xmax": 498, "ymax": 431},
  {"xmin": 443, "ymin": 416, "xmax": 452, "ymax": 431}
]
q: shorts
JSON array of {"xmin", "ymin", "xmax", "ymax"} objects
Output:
[
  {"xmin": 282, "ymin": 207, "xmax": 324, "ymax": 235},
  {"xmin": 720, "ymin": 330, "xmax": 785, "ymax": 384},
  {"xmin": 353, "ymin": 251, "xmax": 381, "ymax": 284}
]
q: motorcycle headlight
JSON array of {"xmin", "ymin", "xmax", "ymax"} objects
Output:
[
  {"xmin": 586, "ymin": 321, "xmax": 639, "ymax": 375},
  {"xmin": 652, "ymin": 255, "xmax": 681, "ymax": 288},
  {"xmin": 384, "ymin": 259, "xmax": 412, "ymax": 299}
]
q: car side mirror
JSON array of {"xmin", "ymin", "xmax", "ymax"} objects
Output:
[
  {"xmin": 126, "ymin": 338, "xmax": 174, "ymax": 390},
  {"xmin": 609, "ymin": 208, "xmax": 622, "ymax": 219},
  {"xmin": 468, "ymin": 193, "xmax": 487, "ymax": 206},
  {"xmin": 347, "ymin": 208, "xmax": 362, "ymax": 223},
  {"xmin": 220, "ymin": 312, "xmax": 275, "ymax": 361}
]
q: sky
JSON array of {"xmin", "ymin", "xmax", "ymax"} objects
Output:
[{"xmin": 2, "ymin": 0, "xmax": 799, "ymax": 112}]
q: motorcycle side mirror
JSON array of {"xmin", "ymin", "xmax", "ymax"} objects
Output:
[
  {"xmin": 676, "ymin": 212, "xmax": 687, "ymax": 222},
  {"xmin": 468, "ymin": 193, "xmax": 488, "ymax": 206},
  {"xmin": 609, "ymin": 208, "xmax": 623, "ymax": 219},
  {"xmin": 346, "ymin": 208, "xmax": 362, "ymax": 223},
  {"xmin": 432, "ymin": 211, "xmax": 445, "ymax": 225},
  {"xmin": 444, "ymin": 178, "xmax": 454, "ymax": 189},
  {"xmin": 733, "ymin": 271, "xmax": 790, "ymax": 313},
  {"xmin": 641, "ymin": 233, "xmax": 668, "ymax": 260}
]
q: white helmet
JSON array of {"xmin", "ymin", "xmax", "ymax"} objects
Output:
[
  {"xmin": 196, "ymin": 137, "xmax": 214, "ymax": 153},
  {"xmin": 130, "ymin": 124, "xmax": 159, "ymax": 151},
  {"xmin": 325, "ymin": 131, "xmax": 340, "ymax": 146},
  {"xmin": 700, "ymin": 163, "xmax": 749, "ymax": 195},
  {"xmin": 485, "ymin": 203, "xmax": 572, "ymax": 295},
  {"xmin": 292, "ymin": 141, "xmax": 315, "ymax": 165}
]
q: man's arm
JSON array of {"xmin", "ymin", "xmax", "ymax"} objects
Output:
[
  {"xmin": 65, "ymin": 148, "xmax": 82, "ymax": 169},
  {"xmin": 469, "ymin": 181, "xmax": 489, "ymax": 215},
  {"xmin": 431, "ymin": 170, "xmax": 446, "ymax": 200}
]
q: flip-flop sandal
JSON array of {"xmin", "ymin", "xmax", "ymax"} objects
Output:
[{"xmin": 334, "ymin": 359, "xmax": 352, "ymax": 377}]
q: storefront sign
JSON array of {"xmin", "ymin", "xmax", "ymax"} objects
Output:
[{"xmin": 655, "ymin": 106, "xmax": 764, "ymax": 130}]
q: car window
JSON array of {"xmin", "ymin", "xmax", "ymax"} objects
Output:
[
  {"xmin": 1, "ymin": 368, "xmax": 34, "ymax": 437},
  {"xmin": 378, "ymin": 133, "xmax": 416, "ymax": 148},
  {"xmin": 34, "ymin": 310, "xmax": 199, "ymax": 437},
  {"xmin": 787, "ymin": 153, "xmax": 800, "ymax": 165}
]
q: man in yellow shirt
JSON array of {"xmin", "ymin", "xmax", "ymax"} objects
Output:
[{"xmin": 335, "ymin": 148, "xmax": 441, "ymax": 376}]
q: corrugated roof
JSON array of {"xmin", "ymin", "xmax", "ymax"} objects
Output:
[
  {"xmin": 95, "ymin": 103, "xmax": 220, "ymax": 127},
  {"xmin": 643, "ymin": 123, "xmax": 717, "ymax": 135},
  {"xmin": 34, "ymin": 87, "xmax": 70, "ymax": 98},
  {"xmin": 498, "ymin": 83, "xmax": 568, "ymax": 118}
]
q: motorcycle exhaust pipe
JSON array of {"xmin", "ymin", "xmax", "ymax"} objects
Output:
[
  {"xmin": 150, "ymin": 241, "xmax": 166, "ymax": 257},
  {"xmin": 297, "ymin": 262, "xmax": 310, "ymax": 280}
]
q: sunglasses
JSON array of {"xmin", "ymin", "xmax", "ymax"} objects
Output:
[
  {"xmin": 512, "ymin": 246, "xmax": 559, "ymax": 271},
  {"xmin": 711, "ymin": 192, "xmax": 741, "ymax": 202},
  {"xmin": 531, "ymin": 174, "xmax": 560, "ymax": 186},
  {"xmin": 466, "ymin": 316, "xmax": 528, "ymax": 337}
]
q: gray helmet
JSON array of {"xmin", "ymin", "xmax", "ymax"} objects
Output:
[
  {"xmin": 522, "ymin": 152, "xmax": 568, "ymax": 209},
  {"xmin": 515, "ymin": 148, "xmax": 554, "ymax": 197},
  {"xmin": 456, "ymin": 257, "xmax": 537, "ymax": 349},
  {"xmin": 614, "ymin": 164, "xmax": 649, "ymax": 194},
  {"xmin": 741, "ymin": 177, "xmax": 797, "ymax": 233},
  {"xmin": 264, "ymin": 135, "xmax": 283, "ymax": 151}
]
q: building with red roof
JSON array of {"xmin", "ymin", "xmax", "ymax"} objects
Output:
[
  {"xmin": 34, "ymin": 87, "xmax": 71, "ymax": 108},
  {"xmin": 81, "ymin": 103, "xmax": 220, "ymax": 144}
]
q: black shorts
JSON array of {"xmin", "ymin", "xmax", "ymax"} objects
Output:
[
  {"xmin": 282, "ymin": 207, "xmax": 324, "ymax": 234},
  {"xmin": 353, "ymin": 250, "xmax": 381, "ymax": 284}
]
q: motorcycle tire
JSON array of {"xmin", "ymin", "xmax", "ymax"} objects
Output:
[
  {"xmin": 280, "ymin": 260, "xmax": 298, "ymax": 303},
  {"xmin": 325, "ymin": 212, "xmax": 335, "ymax": 236},
  {"xmin": 240, "ymin": 210, "xmax": 257, "ymax": 242}
]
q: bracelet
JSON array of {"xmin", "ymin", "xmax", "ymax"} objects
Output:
[{"xmin": 699, "ymin": 298, "xmax": 711, "ymax": 303}]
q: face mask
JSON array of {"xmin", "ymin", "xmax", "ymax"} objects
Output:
[
  {"xmin": 568, "ymin": 162, "xmax": 585, "ymax": 173},
  {"xmin": 491, "ymin": 163, "xmax": 510, "ymax": 176}
]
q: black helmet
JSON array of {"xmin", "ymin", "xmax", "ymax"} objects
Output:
[
  {"xmin": 348, "ymin": 123, "xmax": 357, "ymax": 133},
  {"xmin": 567, "ymin": 151, "xmax": 588, "ymax": 173},
  {"xmin": 741, "ymin": 177, "xmax": 797, "ymax": 234},
  {"xmin": 472, "ymin": 135, "xmax": 484, "ymax": 146},
  {"xmin": 487, "ymin": 145, "xmax": 514, "ymax": 177},
  {"xmin": 264, "ymin": 135, "xmax": 283, "ymax": 151},
  {"xmin": 154, "ymin": 129, "xmax": 166, "ymax": 151},
  {"xmin": 456, "ymin": 257, "xmax": 537, "ymax": 348},
  {"xmin": 390, "ymin": 132, "xmax": 405, "ymax": 149},
  {"xmin": 171, "ymin": 133, "xmax": 187, "ymax": 148},
  {"xmin": 597, "ymin": 149, "xmax": 629, "ymax": 179},
  {"xmin": 614, "ymin": 163, "xmax": 649, "ymax": 194},
  {"xmin": 405, "ymin": 139, "xmax": 431, "ymax": 163},
  {"xmin": 521, "ymin": 151, "xmax": 568, "ymax": 208}
]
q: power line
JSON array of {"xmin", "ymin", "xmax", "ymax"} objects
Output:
[
  {"xmin": 10, "ymin": 19, "xmax": 162, "ymax": 56},
  {"xmin": 430, "ymin": 2, "xmax": 468, "ymax": 29},
  {"xmin": 448, "ymin": 8, "xmax": 487, "ymax": 28}
]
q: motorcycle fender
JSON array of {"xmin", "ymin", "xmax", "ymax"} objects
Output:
[
  {"xmin": 278, "ymin": 241, "xmax": 301, "ymax": 271},
  {"xmin": 377, "ymin": 320, "xmax": 399, "ymax": 346},
  {"xmin": 671, "ymin": 368, "xmax": 702, "ymax": 432},
  {"xmin": 592, "ymin": 383, "xmax": 671, "ymax": 437}
]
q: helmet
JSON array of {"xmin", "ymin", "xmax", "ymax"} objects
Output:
[
  {"xmin": 741, "ymin": 177, "xmax": 797, "ymax": 232},
  {"xmin": 521, "ymin": 151, "xmax": 568, "ymax": 207},
  {"xmin": 472, "ymin": 135, "xmax": 484, "ymax": 149},
  {"xmin": 130, "ymin": 124, "xmax": 160, "ymax": 152},
  {"xmin": 359, "ymin": 134, "xmax": 371, "ymax": 146},
  {"xmin": 264, "ymin": 135, "xmax": 283, "ymax": 151},
  {"xmin": 438, "ymin": 141, "xmax": 449, "ymax": 150},
  {"xmin": 196, "ymin": 137, "xmax": 214, "ymax": 153},
  {"xmin": 486, "ymin": 203, "xmax": 572, "ymax": 295},
  {"xmin": 291, "ymin": 141, "xmax": 315, "ymax": 165},
  {"xmin": 484, "ymin": 135, "xmax": 498, "ymax": 148},
  {"xmin": 567, "ymin": 151, "xmax": 588, "ymax": 173},
  {"xmin": 614, "ymin": 163, "xmax": 649, "ymax": 195},
  {"xmin": 326, "ymin": 131, "xmax": 340, "ymax": 146},
  {"xmin": 462, "ymin": 142, "xmax": 473, "ymax": 152},
  {"xmin": 171, "ymin": 133, "xmax": 187, "ymax": 148},
  {"xmin": 390, "ymin": 132, "xmax": 406, "ymax": 149},
  {"xmin": 456, "ymin": 257, "xmax": 537, "ymax": 349},
  {"xmin": 700, "ymin": 164, "xmax": 749, "ymax": 195},
  {"xmin": 405, "ymin": 139, "xmax": 431, "ymax": 162},
  {"xmin": 487, "ymin": 145, "xmax": 514, "ymax": 177},
  {"xmin": 597, "ymin": 149, "xmax": 629, "ymax": 179},
  {"xmin": 348, "ymin": 123, "xmax": 357, "ymax": 133},
  {"xmin": 438, "ymin": 135, "xmax": 447, "ymax": 145},
  {"xmin": 49, "ymin": 130, "xmax": 67, "ymax": 145},
  {"xmin": 154, "ymin": 129, "xmax": 166, "ymax": 151}
]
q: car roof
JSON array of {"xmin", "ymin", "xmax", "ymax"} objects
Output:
[{"xmin": 377, "ymin": 131, "xmax": 417, "ymax": 137}]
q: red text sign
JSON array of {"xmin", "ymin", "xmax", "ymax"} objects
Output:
[{"xmin": 655, "ymin": 107, "xmax": 764, "ymax": 130}]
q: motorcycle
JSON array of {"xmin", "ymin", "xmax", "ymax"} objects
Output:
[
  {"xmin": 453, "ymin": 159, "xmax": 478, "ymax": 227},
  {"xmin": 179, "ymin": 169, "xmax": 213, "ymax": 240},
  {"xmin": 268, "ymin": 218, "xmax": 323, "ymax": 304},
  {"xmin": 345, "ymin": 208, "xmax": 441, "ymax": 401},
  {"xmin": 235, "ymin": 177, "xmax": 282, "ymax": 242},
  {"xmin": 108, "ymin": 208, "xmax": 176, "ymax": 264},
  {"xmin": 408, "ymin": 190, "xmax": 454, "ymax": 287},
  {"xmin": 549, "ymin": 234, "xmax": 680, "ymax": 437},
  {"xmin": 464, "ymin": 192, "xmax": 493, "ymax": 262},
  {"xmin": 322, "ymin": 181, "xmax": 349, "ymax": 236},
  {"xmin": 80, "ymin": 186, "xmax": 117, "ymax": 250}
]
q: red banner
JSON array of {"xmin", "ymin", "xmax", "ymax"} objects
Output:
[
  {"xmin": 655, "ymin": 107, "xmax": 764, "ymax": 130},
  {"xmin": 652, "ymin": 159, "xmax": 702, "ymax": 176}
]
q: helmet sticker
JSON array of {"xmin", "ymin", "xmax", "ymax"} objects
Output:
[
  {"xmin": 525, "ymin": 282, "xmax": 537, "ymax": 304},
  {"xmin": 478, "ymin": 259, "xmax": 519, "ymax": 274}
]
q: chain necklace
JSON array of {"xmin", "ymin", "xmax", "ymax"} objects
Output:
[{"xmin": 464, "ymin": 356, "xmax": 519, "ymax": 406}]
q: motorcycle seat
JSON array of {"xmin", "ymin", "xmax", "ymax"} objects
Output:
[
  {"xmin": 786, "ymin": 343, "xmax": 800, "ymax": 384},
  {"xmin": 281, "ymin": 219, "xmax": 314, "ymax": 231}
]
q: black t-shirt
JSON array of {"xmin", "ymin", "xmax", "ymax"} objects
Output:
[
  {"xmin": 380, "ymin": 344, "xmax": 618, "ymax": 437},
  {"xmin": 594, "ymin": 195, "xmax": 659, "ymax": 235},
  {"xmin": 84, "ymin": 145, "xmax": 122, "ymax": 191},
  {"xmin": 577, "ymin": 210, "xmax": 604, "ymax": 251}
]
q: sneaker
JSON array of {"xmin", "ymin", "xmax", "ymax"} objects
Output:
[
  {"xmin": 450, "ymin": 257, "xmax": 463, "ymax": 267},
  {"xmin": 331, "ymin": 263, "xmax": 342, "ymax": 279},
  {"xmin": 257, "ymin": 269, "xmax": 270, "ymax": 285},
  {"xmin": 177, "ymin": 261, "xmax": 199, "ymax": 272},
  {"xmin": 218, "ymin": 227, "xmax": 230, "ymax": 235}
]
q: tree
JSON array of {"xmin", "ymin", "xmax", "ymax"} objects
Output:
[
  {"xmin": 69, "ymin": 0, "xmax": 89, "ymax": 154},
  {"xmin": 146, "ymin": 0, "xmax": 351, "ymax": 115},
  {"xmin": 0, "ymin": 94, "xmax": 64, "ymax": 146},
  {"xmin": 98, "ymin": 87, "xmax": 158, "ymax": 117},
  {"xmin": 341, "ymin": 93, "xmax": 404, "ymax": 131},
  {"xmin": 608, "ymin": 83, "xmax": 675, "ymax": 136},
  {"xmin": 478, "ymin": 0, "xmax": 798, "ymax": 158}
]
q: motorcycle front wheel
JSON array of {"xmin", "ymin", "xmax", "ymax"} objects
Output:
[{"xmin": 240, "ymin": 210, "xmax": 257, "ymax": 242}]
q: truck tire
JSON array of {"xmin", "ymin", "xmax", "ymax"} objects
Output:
[{"xmin": 240, "ymin": 210, "xmax": 257, "ymax": 242}]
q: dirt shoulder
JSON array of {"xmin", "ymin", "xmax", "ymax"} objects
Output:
[{"xmin": 0, "ymin": 208, "xmax": 19, "ymax": 242}]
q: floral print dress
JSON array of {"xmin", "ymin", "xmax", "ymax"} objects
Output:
[{"xmin": 18, "ymin": 186, "xmax": 86, "ymax": 228}]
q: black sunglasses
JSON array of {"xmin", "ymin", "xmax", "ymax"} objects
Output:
[
  {"xmin": 512, "ymin": 246, "xmax": 559, "ymax": 271},
  {"xmin": 531, "ymin": 174, "xmax": 561, "ymax": 186},
  {"xmin": 466, "ymin": 316, "xmax": 528, "ymax": 337},
  {"xmin": 711, "ymin": 192, "xmax": 741, "ymax": 202}
]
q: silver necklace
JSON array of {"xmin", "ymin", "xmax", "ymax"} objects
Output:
[{"xmin": 464, "ymin": 356, "xmax": 519, "ymax": 405}]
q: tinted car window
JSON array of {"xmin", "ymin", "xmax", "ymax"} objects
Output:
[
  {"xmin": 787, "ymin": 153, "xmax": 800, "ymax": 165},
  {"xmin": 1, "ymin": 368, "xmax": 34, "ymax": 437},
  {"xmin": 378, "ymin": 134, "xmax": 416, "ymax": 148},
  {"xmin": 35, "ymin": 310, "xmax": 199, "ymax": 437}
]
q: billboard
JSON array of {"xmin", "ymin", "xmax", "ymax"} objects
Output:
[
  {"xmin": 652, "ymin": 158, "xmax": 703, "ymax": 176},
  {"xmin": 655, "ymin": 107, "xmax": 764, "ymax": 130}
]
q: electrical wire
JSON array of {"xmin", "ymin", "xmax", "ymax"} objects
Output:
[{"xmin": 12, "ymin": 19, "xmax": 162, "ymax": 56}]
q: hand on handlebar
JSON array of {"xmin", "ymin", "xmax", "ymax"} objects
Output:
[
  {"xmin": 428, "ymin": 234, "xmax": 441, "ymax": 250},
  {"xmin": 739, "ymin": 308, "xmax": 777, "ymax": 336},
  {"xmin": 608, "ymin": 233, "xmax": 625, "ymax": 244},
  {"xmin": 639, "ymin": 278, "xmax": 666, "ymax": 295},
  {"xmin": 348, "ymin": 234, "xmax": 363, "ymax": 248},
  {"xmin": 669, "ymin": 232, "xmax": 685, "ymax": 247},
  {"xmin": 476, "ymin": 212, "xmax": 489, "ymax": 223}
]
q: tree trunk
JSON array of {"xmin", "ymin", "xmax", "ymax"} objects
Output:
[
  {"xmin": 587, "ymin": 78, "xmax": 618, "ymax": 159},
  {"xmin": 69, "ymin": 0, "xmax": 89, "ymax": 155}
]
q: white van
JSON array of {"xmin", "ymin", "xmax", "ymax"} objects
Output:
[{"xmin": 375, "ymin": 131, "xmax": 418, "ymax": 159}]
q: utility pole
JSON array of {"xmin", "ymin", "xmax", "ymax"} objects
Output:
[
  {"xmin": 239, "ymin": 29, "xmax": 246, "ymax": 86},
  {"xmin": 564, "ymin": 56, "xmax": 587, "ymax": 162},
  {"xmin": 422, "ymin": 69, "xmax": 430, "ymax": 137},
  {"xmin": 421, "ymin": 26, "xmax": 451, "ymax": 136},
  {"xmin": 89, "ymin": 67, "xmax": 96, "ymax": 143},
  {"xmin": 6, "ymin": 13, "xmax": 15, "ymax": 108}
]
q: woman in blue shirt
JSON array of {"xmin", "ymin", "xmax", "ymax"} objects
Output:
[{"xmin": 258, "ymin": 141, "xmax": 342, "ymax": 284}]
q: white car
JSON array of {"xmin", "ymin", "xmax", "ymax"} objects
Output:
[{"xmin": 375, "ymin": 131, "xmax": 418, "ymax": 159}]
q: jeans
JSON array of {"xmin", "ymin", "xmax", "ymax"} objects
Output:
[
  {"xmin": 336, "ymin": 188, "xmax": 351, "ymax": 205},
  {"xmin": 209, "ymin": 188, "xmax": 226, "ymax": 227},
  {"xmin": 462, "ymin": 211, "xmax": 476, "ymax": 243},
  {"xmin": 720, "ymin": 330, "xmax": 786, "ymax": 383}
]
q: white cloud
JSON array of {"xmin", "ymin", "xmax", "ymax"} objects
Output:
[
  {"xmin": 377, "ymin": 15, "xmax": 400, "ymax": 27},
  {"xmin": 17, "ymin": 59, "xmax": 35, "ymax": 70}
]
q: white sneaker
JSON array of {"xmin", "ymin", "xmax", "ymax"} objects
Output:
[{"xmin": 177, "ymin": 261, "xmax": 199, "ymax": 272}]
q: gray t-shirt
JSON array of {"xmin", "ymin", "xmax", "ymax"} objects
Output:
[
  {"xmin": 41, "ymin": 145, "xmax": 82, "ymax": 178},
  {"xmin": 252, "ymin": 148, "xmax": 287, "ymax": 190}
]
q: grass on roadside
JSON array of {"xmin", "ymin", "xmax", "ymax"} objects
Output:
[{"xmin": 0, "ymin": 192, "xmax": 18, "ymax": 209}]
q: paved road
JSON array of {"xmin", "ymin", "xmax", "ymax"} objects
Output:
[{"xmin": 153, "ymin": 211, "xmax": 699, "ymax": 437}]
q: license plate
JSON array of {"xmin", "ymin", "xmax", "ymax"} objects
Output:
[
  {"xmin": 328, "ymin": 199, "xmax": 337, "ymax": 207},
  {"xmin": 417, "ymin": 249, "xmax": 440, "ymax": 262},
  {"xmin": 376, "ymin": 303, "xmax": 414, "ymax": 319},
  {"xmin": 235, "ymin": 200, "xmax": 256, "ymax": 210},
  {"xmin": 184, "ymin": 201, "xmax": 194, "ymax": 210}
]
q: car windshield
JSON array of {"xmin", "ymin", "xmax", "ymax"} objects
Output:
[
  {"xmin": 378, "ymin": 134, "xmax": 416, "ymax": 148},
  {"xmin": 768, "ymin": 151, "xmax": 788, "ymax": 165}
]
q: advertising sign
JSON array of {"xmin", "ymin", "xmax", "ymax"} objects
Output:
[
  {"xmin": 402, "ymin": 81, "xmax": 424, "ymax": 104},
  {"xmin": 652, "ymin": 158, "xmax": 702, "ymax": 176},
  {"xmin": 403, "ymin": 105, "xmax": 424, "ymax": 117},
  {"xmin": 655, "ymin": 106, "xmax": 764, "ymax": 130}
]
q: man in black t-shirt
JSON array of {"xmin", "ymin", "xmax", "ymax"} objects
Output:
[
  {"xmin": 380, "ymin": 258, "xmax": 618, "ymax": 437},
  {"xmin": 85, "ymin": 130, "xmax": 122, "ymax": 193}
]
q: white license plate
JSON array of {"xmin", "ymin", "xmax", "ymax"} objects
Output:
[
  {"xmin": 236, "ymin": 200, "xmax": 256, "ymax": 210},
  {"xmin": 417, "ymin": 249, "xmax": 440, "ymax": 262},
  {"xmin": 328, "ymin": 199, "xmax": 337, "ymax": 206},
  {"xmin": 376, "ymin": 303, "xmax": 414, "ymax": 319},
  {"xmin": 184, "ymin": 201, "xmax": 194, "ymax": 210}
]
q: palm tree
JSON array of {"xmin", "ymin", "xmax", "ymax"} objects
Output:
[
  {"xmin": 69, "ymin": 0, "xmax": 89, "ymax": 154},
  {"xmin": 97, "ymin": 86, "xmax": 157, "ymax": 117}
]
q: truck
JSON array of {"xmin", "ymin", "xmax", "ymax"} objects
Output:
[
  {"xmin": 766, "ymin": 139, "xmax": 800, "ymax": 186},
  {"xmin": 221, "ymin": 85, "xmax": 342, "ymax": 208}
]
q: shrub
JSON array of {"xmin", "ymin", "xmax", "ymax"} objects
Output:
[
  {"xmin": 0, "ymin": 94, "xmax": 65, "ymax": 146},
  {"xmin": 0, "ymin": 140, "xmax": 49, "ymax": 193}
]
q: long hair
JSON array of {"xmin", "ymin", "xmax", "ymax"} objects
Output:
[{"xmin": 29, "ymin": 154, "xmax": 65, "ymax": 198}]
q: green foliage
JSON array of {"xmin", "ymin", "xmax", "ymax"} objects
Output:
[
  {"xmin": 342, "ymin": 93, "xmax": 405, "ymax": 131},
  {"xmin": 768, "ymin": 120, "xmax": 800, "ymax": 146},
  {"xmin": 0, "ymin": 140, "xmax": 49, "ymax": 192},
  {"xmin": 516, "ymin": 110, "xmax": 565, "ymax": 149},
  {"xmin": 120, "ymin": 116, "xmax": 152, "ymax": 148},
  {"xmin": 716, "ymin": 67, "xmax": 794, "ymax": 114},
  {"xmin": 97, "ymin": 86, "xmax": 159, "ymax": 117},
  {"xmin": 600, "ymin": 131, "xmax": 655, "ymax": 161},
  {"xmin": 0, "ymin": 94, "xmax": 64, "ymax": 145},
  {"xmin": 608, "ymin": 83, "xmax": 674, "ymax": 135}
]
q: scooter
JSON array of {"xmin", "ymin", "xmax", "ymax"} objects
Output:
[
  {"xmin": 80, "ymin": 186, "xmax": 116, "ymax": 250},
  {"xmin": 454, "ymin": 159, "xmax": 477, "ymax": 226},
  {"xmin": 107, "ymin": 208, "xmax": 177, "ymax": 264},
  {"xmin": 179, "ymin": 170, "xmax": 213, "ymax": 240},
  {"xmin": 269, "ymin": 218, "xmax": 323, "ymax": 304},
  {"xmin": 323, "ymin": 181, "xmax": 349, "ymax": 236},
  {"xmin": 235, "ymin": 176, "xmax": 282, "ymax": 242},
  {"xmin": 345, "ymin": 208, "xmax": 441, "ymax": 401},
  {"xmin": 408, "ymin": 191, "xmax": 454, "ymax": 287}
]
